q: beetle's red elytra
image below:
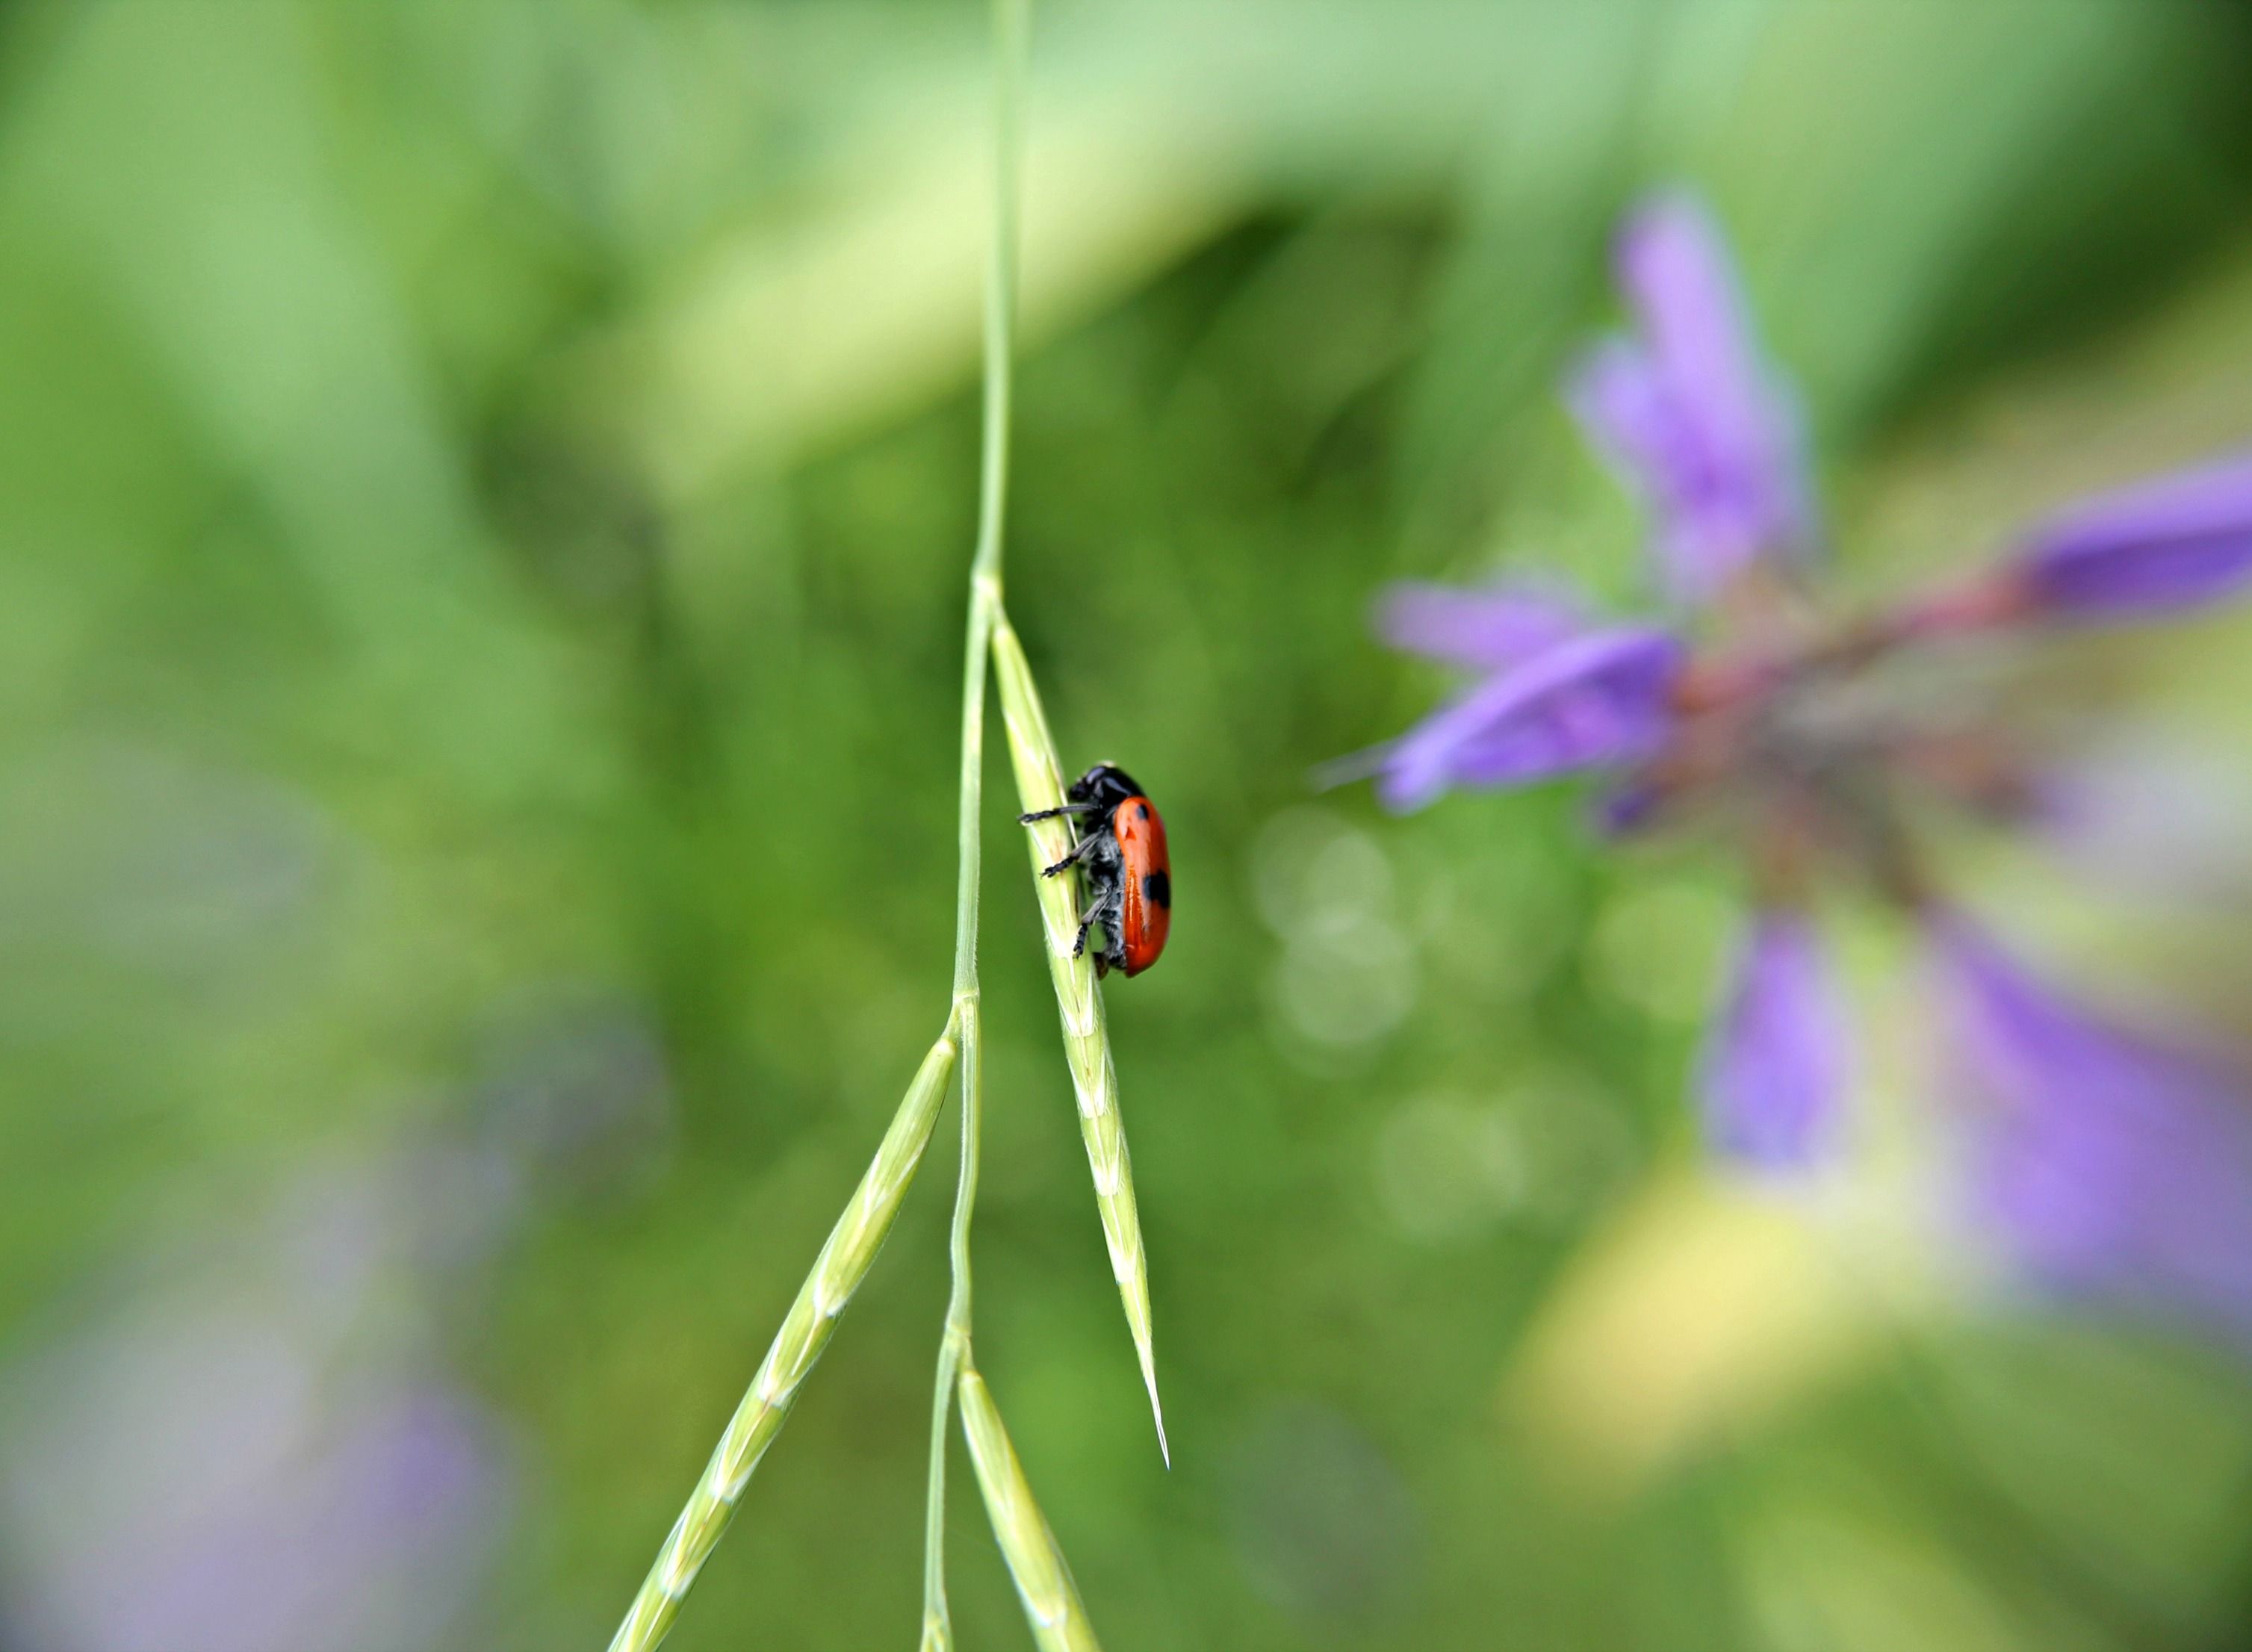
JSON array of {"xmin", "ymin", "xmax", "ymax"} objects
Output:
[{"xmin": 1019, "ymin": 763, "xmax": 1171, "ymax": 978}]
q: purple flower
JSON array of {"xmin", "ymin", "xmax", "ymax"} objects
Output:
[
  {"xmin": 1376, "ymin": 580, "xmax": 1586, "ymax": 671},
  {"xmin": 1374, "ymin": 626, "xmax": 1684, "ymax": 812},
  {"xmin": 1352, "ymin": 187, "xmax": 2252, "ymax": 1353},
  {"xmin": 1699, "ymin": 913, "xmax": 1851, "ymax": 1169},
  {"xmin": 0, "ymin": 1151, "xmax": 522, "ymax": 1652},
  {"xmin": 0, "ymin": 1304, "xmax": 511, "ymax": 1652},
  {"xmin": 1935, "ymin": 915, "xmax": 2252, "ymax": 1345},
  {"xmin": 2013, "ymin": 453, "xmax": 2252, "ymax": 620},
  {"xmin": 1566, "ymin": 194, "xmax": 1817, "ymax": 603}
]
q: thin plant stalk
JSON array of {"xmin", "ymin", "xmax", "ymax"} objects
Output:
[
  {"xmin": 612, "ymin": 0, "xmax": 1105, "ymax": 1644},
  {"xmin": 993, "ymin": 617, "xmax": 1167, "ymax": 1462},
  {"xmin": 605, "ymin": 1029, "xmax": 961, "ymax": 1652},
  {"xmin": 920, "ymin": 0, "xmax": 1035, "ymax": 1647},
  {"xmin": 958, "ymin": 1367, "xmax": 1103, "ymax": 1652}
]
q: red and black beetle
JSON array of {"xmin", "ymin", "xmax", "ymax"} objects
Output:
[{"xmin": 1020, "ymin": 763, "xmax": 1171, "ymax": 978}]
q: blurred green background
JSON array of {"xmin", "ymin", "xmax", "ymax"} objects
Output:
[{"xmin": 4, "ymin": 2, "xmax": 2252, "ymax": 1649}]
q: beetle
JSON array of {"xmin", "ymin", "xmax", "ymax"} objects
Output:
[{"xmin": 1019, "ymin": 763, "xmax": 1171, "ymax": 978}]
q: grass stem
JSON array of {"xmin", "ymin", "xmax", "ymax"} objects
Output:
[{"xmin": 921, "ymin": 1, "xmax": 1027, "ymax": 1644}]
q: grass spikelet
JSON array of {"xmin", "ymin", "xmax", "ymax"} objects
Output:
[
  {"xmin": 957, "ymin": 1367, "xmax": 1105, "ymax": 1652},
  {"xmin": 607, "ymin": 1028, "xmax": 960, "ymax": 1652},
  {"xmin": 991, "ymin": 616, "xmax": 1168, "ymax": 1464}
]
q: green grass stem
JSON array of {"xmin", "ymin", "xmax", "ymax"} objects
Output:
[{"xmin": 612, "ymin": 1, "xmax": 1109, "ymax": 1645}]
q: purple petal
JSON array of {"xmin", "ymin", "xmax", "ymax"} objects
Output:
[
  {"xmin": 1566, "ymin": 193, "xmax": 1817, "ymax": 604},
  {"xmin": 1699, "ymin": 913, "xmax": 1851, "ymax": 1169},
  {"xmin": 1565, "ymin": 340, "xmax": 1690, "ymax": 527},
  {"xmin": 1375, "ymin": 627, "xmax": 1684, "ymax": 812},
  {"xmin": 2016, "ymin": 453, "xmax": 2252, "ymax": 619},
  {"xmin": 1375, "ymin": 580, "xmax": 1587, "ymax": 671},
  {"xmin": 1616, "ymin": 197, "xmax": 1783, "ymax": 475},
  {"xmin": 1933, "ymin": 914, "xmax": 2252, "ymax": 1346}
]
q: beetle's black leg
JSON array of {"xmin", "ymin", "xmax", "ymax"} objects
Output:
[
  {"xmin": 1072, "ymin": 917, "xmax": 1093, "ymax": 958},
  {"xmin": 1040, "ymin": 833, "xmax": 1105, "ymax": 878},
  {"xmin": 1020, "ymin": 803, "xmax": 1098, "ymax": 825},
  {"xmin": 1082, "ymin": 886, "xmax": 1123, "ymax": 973}
]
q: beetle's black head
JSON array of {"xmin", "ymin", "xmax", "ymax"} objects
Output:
[{"xmin": 1067, "ymin": 763, "xmax": 1144, "ymax": 813}]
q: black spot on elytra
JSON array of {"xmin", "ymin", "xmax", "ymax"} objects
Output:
[
  {"xmin": 1135, "ymin": 802, "xmax": 1150, "ymax": 821},
  {"xmin": 1142, "ymin": 869, "xmax": 1170, "ymax": 909}
]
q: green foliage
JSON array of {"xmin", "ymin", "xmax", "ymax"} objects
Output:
[{"xmin": 4, "ymin": 2, "xmax": 2251, "ymax": 1649}]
